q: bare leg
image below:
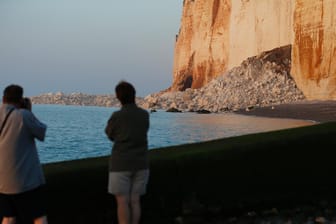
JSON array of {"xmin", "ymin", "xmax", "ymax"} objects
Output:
[
  {"xmin": 34, "ymin": 216, "xmax": 48, "ymax": 224},
  {"xmin": 115, "ymin": 195, "xmax": 130, "ymax": 224},
  {"xmin": 1, "ymin": 215, "xmax": 47, "ymax": 224},
  {"xmin": 1, "ymin": 217, "xmax": 16, "ymax": 224},
  {"xmin": 130, "ymin": 194, "xmax": 141, "ymax": 224}
]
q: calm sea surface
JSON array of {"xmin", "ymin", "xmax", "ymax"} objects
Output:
[{"xmin": 33, "ymin": 104, "xmax": 314, "ymax": 164}]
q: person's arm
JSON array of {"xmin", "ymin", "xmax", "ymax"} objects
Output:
[
  {"xmin": 145, "ymin": 111, "xmax": 150, "ymax": 132},
  {"xmin": 22, "ymin": 110, "xmax": 47, "ymax": 141},
  {"xmin": 105, "ymin": 113, "xmax": 118, "ymax": 141}
]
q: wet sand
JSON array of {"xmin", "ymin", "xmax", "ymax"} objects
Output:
[{"xmin": 235, "ymin": 100, "xmax": 336, "ymax": 123}]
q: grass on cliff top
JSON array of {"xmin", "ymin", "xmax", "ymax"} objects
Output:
[{"xmin": 42, "ymin": 122, "xmax": 336, "ymax": 224}]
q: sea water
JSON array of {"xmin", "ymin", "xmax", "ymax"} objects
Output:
[{"xmin": 33, "ymin": 104, "xmax": 314, "ymax": 164}]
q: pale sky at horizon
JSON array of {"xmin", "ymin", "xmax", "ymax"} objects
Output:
[{"xmin": 0, "ymin": 0, "xmax": 183, "ymax": 97}]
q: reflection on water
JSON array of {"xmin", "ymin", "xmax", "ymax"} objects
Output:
[
  {"xmin": 148, "ymin": 111, "xmax": 314, "ymax": 149},
  {"xmin": 33, "ymin": 105, "xmax": 314, "ymax": 163}
]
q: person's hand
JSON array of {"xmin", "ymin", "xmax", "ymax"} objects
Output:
[{"xmin": 21, "ymin": 97, "xmax": 32, "ymax": 111}]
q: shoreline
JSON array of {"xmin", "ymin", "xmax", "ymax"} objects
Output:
[{"xmin": 234, "ymin": 100, "xmax": 336, "ymax": 123}]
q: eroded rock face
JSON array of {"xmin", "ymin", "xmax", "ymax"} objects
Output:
[
  {"xmin": 171, "ymin": 0, "xmax": 231, "ymax": 91},
  {"xmin": 228, "ymin": 0, "xmax": 293, "ymax": 69},
  {"xmin": 291, "ymin": 0, "xmax": 336, "ymax": 99},
  {"xmin": 172, "ymin": 0, "xmax": 293, "ymax": 91},
  {"xmin": 172, "ymin": 0, "xmax": 336, "ymax": 100}
]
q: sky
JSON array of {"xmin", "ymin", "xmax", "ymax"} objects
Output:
[{"xmin": 0, "ymin": 0, "xmax": 183, "ymax": 97}]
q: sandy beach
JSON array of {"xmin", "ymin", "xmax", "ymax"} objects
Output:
[{"xmin": 235, "ymin": 100, "xmax": 336, "ymax": 123}]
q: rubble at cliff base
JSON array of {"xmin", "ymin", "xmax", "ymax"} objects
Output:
[{"xmin": 143, "ymin": 48, "xmax": 305, "ymax": 112}]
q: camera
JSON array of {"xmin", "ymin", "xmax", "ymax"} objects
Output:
[{"xmin": 21, "ymin": 97, "xmax": 32, "ymax": 110}]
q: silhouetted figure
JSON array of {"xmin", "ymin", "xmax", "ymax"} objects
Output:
[
  {"xmin": 0, "ymin": 85, "xmax": 48, "ymax": 224},
  {"xmin": 105, "ymin": 81, "xmax": 150, "ymax": 224}
]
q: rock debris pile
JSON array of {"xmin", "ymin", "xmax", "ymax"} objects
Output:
[{"xmin": 143, "ymin": 47, "xmax": 305, "ymax": 112}]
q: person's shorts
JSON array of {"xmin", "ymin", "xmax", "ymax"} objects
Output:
[
  {"xmin": 108, "ymin": 169, "xmax": 149, "ymax": 195},
  {"xmin": 0, "ymin": 186, "xmax": 47, "ymax": 221}
]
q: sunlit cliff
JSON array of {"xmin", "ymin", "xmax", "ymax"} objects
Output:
[
  {"xmin": 172, "ymin": 0, "xmax": 336, "ymax": 100},
  {"xmin": 291, "ymin": 0, "xmax": 336, "ymax": 99}
]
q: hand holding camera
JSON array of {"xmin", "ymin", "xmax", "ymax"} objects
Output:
[{"xmin": 21, "ymin": 97, "xmax": 32, "ymax": 111}]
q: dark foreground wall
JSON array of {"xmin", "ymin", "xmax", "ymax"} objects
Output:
[{"xmin": 2, "ymin": 122, "xmax": 336, "ymax": 223}]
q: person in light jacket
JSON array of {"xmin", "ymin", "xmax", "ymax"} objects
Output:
[
  {"xmin": 105, "ymin": 81, "xmax": 150, "ymax": 224},
  {"xmin": 0, "ymin": 84, "xmax": 48, "ymax": 224}
]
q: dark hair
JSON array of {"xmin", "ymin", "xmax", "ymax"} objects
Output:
[
  {"xmin": 3, "ymin": 84, "xmax": 23, "ymax": 103},
  {"xmin": 115, "ymin": 81, "xmax": 136, "ymax": 105}
]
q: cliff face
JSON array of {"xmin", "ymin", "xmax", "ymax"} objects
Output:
[
  {"xmin": 228, "ymin": 0, "xmax": 293, "ymax": 68},
  {"xmin": 291, "ymin": 0, "xmax": 336, "ymax": 99},
  {"xmin": 172, "ymin": 0, "xmax": 336, "ymax": 100},
  {"xmin": 172, "ymin": 0, "xmax": 231, "ymax": 90}
]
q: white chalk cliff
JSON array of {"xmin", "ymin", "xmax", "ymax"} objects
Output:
[{"xmin": 171, "ymin": 0, "xmax": 336, "ymax": 100}]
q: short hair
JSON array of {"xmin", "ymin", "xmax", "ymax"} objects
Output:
[
  {"xmin": 115, "ymin": 81, "xmax": 136, "ymax": 105},
  {"xmin": 3, "ymin": 84, "xmax": 23, "ymax": 103}
]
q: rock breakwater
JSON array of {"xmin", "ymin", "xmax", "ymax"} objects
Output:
[{"xmin": 31, "ymin": 92, "xmax": 144, "ymax": 107}]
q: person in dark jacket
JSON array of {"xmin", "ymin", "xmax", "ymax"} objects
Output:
[{"xmin": 105, "ymin": 81, "xmax": 150, "ymax": 224}]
